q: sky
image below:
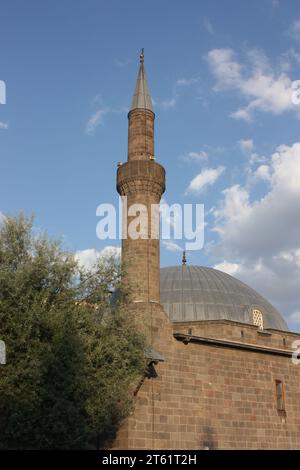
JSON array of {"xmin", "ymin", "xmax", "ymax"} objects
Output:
[{"xmin": 1, "ymin": 0, "xmax": 300, "ymax": 330}]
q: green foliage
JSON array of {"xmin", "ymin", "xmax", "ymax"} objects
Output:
[{"xmin": 0, "ymin": 214, "xmax": 146, "ymax": 449}]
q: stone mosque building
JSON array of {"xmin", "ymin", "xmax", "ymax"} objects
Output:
[{"xmin": 113, "ymin": 51, "xmax": 300, "ymax": 449}]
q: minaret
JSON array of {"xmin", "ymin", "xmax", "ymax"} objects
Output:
[{"xmin": 117, "ymin": 50, "xmax": 165, "ymax": 306}]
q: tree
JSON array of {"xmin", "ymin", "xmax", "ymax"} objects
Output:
[{"xmin": 0, "ymin": 214, "xmax": 146, "ymax": 449}]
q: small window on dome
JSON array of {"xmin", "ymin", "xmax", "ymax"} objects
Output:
[{"xmin": 252, "ymin": 309, "xmax": 264, "ymax": 329}]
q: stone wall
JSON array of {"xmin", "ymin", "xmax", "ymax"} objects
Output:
[{"xmin": 113, "ymin": 315, "xmax": 300, "ymax": 449}]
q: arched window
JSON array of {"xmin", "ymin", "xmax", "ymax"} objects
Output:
[{"xmin": 252, "ymin": 309, "xmax": 264, "ymax": 329}]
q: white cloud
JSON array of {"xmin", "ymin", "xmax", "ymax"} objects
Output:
[
  {"xmin": 288, "ymin": 311, "xmax": 300, "ymax": 324},
  {"xmin": 157, "ymin": 76, "xmax": 199, "ymax": 110},
  {"xmin": 203, "ymin": 17, "xmax": 215, "ymax": 35},
  {"xmin": 210, "ymin": 142, "xmax": 300, "ymax": 326},
  {"xmin": 213, "ymin": 142, "xmax": 300, "ymax": 254},
  {"xmin": 249, "ymin": 152, "xmax": 268, "ymax": 166},
  {"xmin": 211, "ymin": 256, "xmax": 300, "ymax": 321},
  {"xmin": 208, "ymin": 48, "xmax": 242, "ymax": 90},
  {"xmin": 231, "ymin": 109, "xmax": 253, "ymax": 122},
  {"xmin": 75, "ymin": 246, "xmax": 121, "ymax": 271},
  {"xmin": 289, "ymin": 18, "xmax": 300, "ymax": 41},
  {"xmin": 253, "ymin": 164, "xmax": 271, "ymax": 181},
  {"xmin": 275, "ymin": 249, "xmax": 300, "ymax": 267},
  {"xmin": 176, "ymin": 78, "xmax": 199, "ymax": 87},
  {"xmin": 239, "ymin": 139, "xmax": 254, "ymax": 152},
  {"xmin": 207, "ymin": 47, "xmax": 297, "ymax": 121},
  {"xmin": 183, "ymin": 151, "xmax": 208, "ymax": 162},
  {"xmin": 85, "ymin": 107, "xmax": 109, "ymax": 134},
  {"xmin": 277, "ymin": 48, "xmax": 300, "ymax": 72},
  {"xmin": 246, "ymin": 48, "xmax": 271, "ymax": 73},
  {"xmin": 213, "ymin": 261, "xmax": 240, "ymax": 276},
  {"xmin": 162, "ymin": 240, "xmax": 182, "ymax": 252},
  {"xmin": 159, "ymin": 98, "xmax": 176, "ymax": 110},
  {"xmin": 271, "ymin": 0, "xmax": 279, "ymax": 8},
  {"xmin": 186, "ymin": 166, "xmax": 225, "ymax": 194},
  {"xmin": 212, "ymin": 184, "xmax": 250, "ymax": 234},
  {"xmin": 0, "ymin": 121, "xmax": 8, "ymax": 130}
]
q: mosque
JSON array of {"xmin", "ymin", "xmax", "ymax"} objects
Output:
[{"xmin": 112, "ymin": 51, "xmax": 300, "ymax": 449}]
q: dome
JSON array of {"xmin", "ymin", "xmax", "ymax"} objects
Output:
[{"xmin": 160, "ymin": 265, "xmax": 288, "ymax": 331}]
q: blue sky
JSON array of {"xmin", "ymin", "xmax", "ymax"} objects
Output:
[{"xmin": 1, "ymin": 0, "xmax": 300, "ymax": 329}]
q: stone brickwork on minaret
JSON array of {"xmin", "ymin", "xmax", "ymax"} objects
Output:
[{"xmin": 127, "ymin": 109, "xmax": 155, "ymax": 161}]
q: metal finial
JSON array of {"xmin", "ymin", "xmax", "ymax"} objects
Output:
[
  {"xmin": 140, "ymin": 48, "xmax": 144, "ymax": 63},
  {"xmin": 182, "ymin": 251, "xmax": 187, "ymax": 266}
]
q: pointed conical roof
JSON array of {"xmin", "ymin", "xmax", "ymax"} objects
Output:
[{"xmin": 131, "ymin": 49, "xmax": 153, "ymax": 112}]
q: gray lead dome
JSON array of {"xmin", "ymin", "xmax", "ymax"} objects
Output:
[{"xmin": 160, "ymin": 265, "xmax": 288, "ymax": 331}]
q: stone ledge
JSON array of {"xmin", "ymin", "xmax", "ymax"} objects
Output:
[
  {"xmin": 173, "ymin": 332, "xmax": 294, "ymax": 357},
  {"xmin": 257, "ymin": 329, "xmax": 272, "ymax": 336}
]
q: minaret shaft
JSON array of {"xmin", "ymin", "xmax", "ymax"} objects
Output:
[
  {"xmin": 128, "ymin": 109, "xmax": 155, "ymax": 161},
  {"xmin": 117, "ymin": 159, "xmax": 165, "ymax": 303}
]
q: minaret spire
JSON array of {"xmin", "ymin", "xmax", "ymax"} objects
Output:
[{"xmin": 131, "ymin": 48, "xmax": 153, "ymax": 112}]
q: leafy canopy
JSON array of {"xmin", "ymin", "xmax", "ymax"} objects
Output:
[{"xmin": 0, "ymin": 214, "xmax": 146, "ymax": 449}]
